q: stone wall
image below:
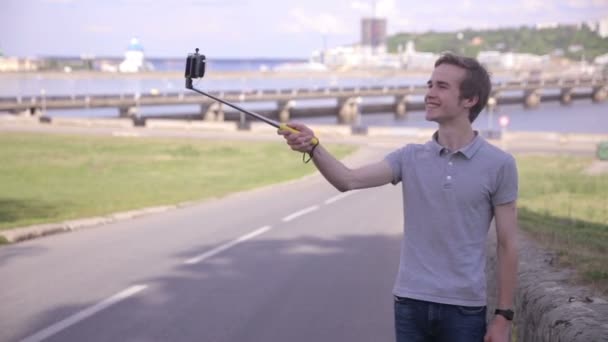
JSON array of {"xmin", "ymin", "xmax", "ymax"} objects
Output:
[{"xmin": 486, "ymin": 227, "xmax": 608, "ymax": 341}]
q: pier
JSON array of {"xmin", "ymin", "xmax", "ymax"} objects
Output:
[{"xmin": 1, "ymin": 77, "xmax": 606, "ymax": 125}]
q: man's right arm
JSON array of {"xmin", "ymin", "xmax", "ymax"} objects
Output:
[
  {"xmin": 311, "ymin": 144, "xmax": 394, "ymax": 192},
  {"xmin": 279, "ymin": 122, "xmax": 394, "ymax": 192}
]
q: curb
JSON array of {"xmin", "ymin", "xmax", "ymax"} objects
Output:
[
  {"xmin": 0, "ymin": 145, "xmax": 378, "ymax": 246},
  {"xmin": 0, "ymin": 205, "xmax": 180, "ymax": 244}
]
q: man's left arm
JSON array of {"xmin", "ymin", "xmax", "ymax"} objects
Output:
[{"xmin": 485, "ymin": 200, "xmax": 519, "ymax": 342}]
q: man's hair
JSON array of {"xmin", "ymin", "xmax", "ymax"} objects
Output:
[{"xmin": 434, "ymin": 53, "xmax": 491, "ymax": 122}]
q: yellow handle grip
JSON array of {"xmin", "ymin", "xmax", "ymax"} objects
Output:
[{"xmin": 279, "ymin": 123, "xmax": 319, "ymax": 146}]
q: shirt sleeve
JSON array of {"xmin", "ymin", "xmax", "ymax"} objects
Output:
[
  {"xmin": 384, "ymin": 145, "xmax": 409, "ymax": 185},
  {"xmin": 491, "ymin": 154, "xmax": 518, "ymax": 206}
]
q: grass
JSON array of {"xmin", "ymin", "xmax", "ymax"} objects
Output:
[
  {"xmin": 516, "ymin": 154, "xmax": 608, "ymax": 295},
  {"xmin": 0, "ymin": 132, "xmax": 355, "ymax": 231}
]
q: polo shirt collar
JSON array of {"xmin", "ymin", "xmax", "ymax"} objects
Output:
[{"xmin": 431, "ymin": 131, "xmax": 484, "ymax": 159}]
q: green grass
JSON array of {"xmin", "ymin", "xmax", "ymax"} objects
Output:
[
  {"xmin": 0, "ymin": 132, "xmax": 355, "ymax": 231},
  {"xmin": 516, "ymin": 154, "xmax": 608, "ymax": 295}
]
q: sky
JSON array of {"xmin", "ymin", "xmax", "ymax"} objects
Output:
[{"xmin": 1, "ymin": 0, "xmax": 607, "ymax": 58}]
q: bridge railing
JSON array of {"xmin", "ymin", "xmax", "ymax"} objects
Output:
[{"xmin": 1, "ymin": 77, "xmax": 606, "ymax": 124}]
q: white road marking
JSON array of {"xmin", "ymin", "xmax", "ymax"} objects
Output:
[
  {"xmin": 184, "ymin": 225, "xmax": 272, "ymax": 265},
  {"xmin": 282, "ymin": 205, "xmax": 320, "ymax": 222},
  {"xmin": 20, "ymin": 285, "xmax": 148, "ymax": 342},
  {"xmin": 324, "ymin": 190, "xmax": 358, "ymax": 205}
]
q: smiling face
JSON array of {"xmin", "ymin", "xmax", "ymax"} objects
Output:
[{"xmin": 425, "ymin": 63, "xmax": 476, "ymax": 124}]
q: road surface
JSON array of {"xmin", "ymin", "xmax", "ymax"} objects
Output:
[{"xmin": 0, "ymin": 146, "xmax": 405, "ymax": 342}]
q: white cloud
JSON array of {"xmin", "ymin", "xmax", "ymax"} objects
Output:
[
  {"xmin": 351, "ymin": 1, "xmax": 371, "ymax": 13},
  {"xmin": 375, "ymin": 0, "xmax": 397, "ymax": 17},
  {"xmin": 521, "ymin": 0, "xmax": 553, "ymax": 12},
  {"xmin": 117, "ymin": 0, "xmax": 244, "ymax": 6},
  {"xmin": 351, "ymin": 0, "xmax": 397, "ymax": 17},
  {"xmin": 85, "ymin": 25, "xmax": 114, "ymax": 33},
  {"xmin": 566, "ymin": 0, "xmax": 608, "ymax": 7},
  {"xmin": 282, "ymin": 8, "xmax": 350, "ymax": 34},
  {"xmin": 462, "ymin": 0, "xmax": 473, "ymax": 9},
  {"xmin": 391, "ymin": 18, "xmax": 414, "ymax": 31},
  {"xmin": 40, "ymin": 0, "xmax": 75, "ymax": 4}
]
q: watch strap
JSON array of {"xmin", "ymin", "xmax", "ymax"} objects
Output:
[{"xmin": 494, "ymin": 308, "xmax": 514, "ymax": 321}]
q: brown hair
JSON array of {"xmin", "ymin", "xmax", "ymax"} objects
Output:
[{"xmin": 434, "ymin": 53, "xmax": 491, "ymax": 123}]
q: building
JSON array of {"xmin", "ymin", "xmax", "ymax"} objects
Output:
[
  {"xmin": 0, "ymin": 57, "xmax": 38, "ymax": 72},
  {"xmin": 361, "ymin": 18, "xmax": 387, "ymax": 52},
  {"xmin": 477, "ymin": 51, "xmax": 548, "ymax": 71},
  {"xmin": 594, "ymin": 52, "xmax": 608, "ymax": 65},
  {"xmin": 119, "ymin": 38, "xmax": 153, "ymax": 73},
  {"xmin": 311, "ymin": 16, "xmax": 399, "ymax": 70},
  {"xmin": 585, "ymin": 16, "xmax": 608, "ymax": 38},
  {"xmin": 598, "ymin": 16, "xmax": 608, "ymax": 38}
]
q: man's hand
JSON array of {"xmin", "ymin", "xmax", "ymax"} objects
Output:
[
  {"xmin": 484, "ymin": 315, "xmax": 511, "ymax": 342},
  {"xmin": 278, "ymin": 122, "xmax": 317, "ymax": 153}
]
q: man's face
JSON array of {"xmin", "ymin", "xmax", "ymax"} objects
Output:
[{"xmin": 425, "ymin": 63, "xmax": 471, "ymax": 123}]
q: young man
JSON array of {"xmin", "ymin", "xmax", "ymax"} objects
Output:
[{"xmin": 279, "ymin": 53, "xmax": 518, "ymax": 342}]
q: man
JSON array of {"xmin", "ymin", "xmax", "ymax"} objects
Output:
[{"xmin": 279, "ymin": 53, "xmax": 518, "ymax": 342}]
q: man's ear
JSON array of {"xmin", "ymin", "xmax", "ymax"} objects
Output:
[{"xmin": 462, "ymin": 95, "xmax": 479, "ymax": 110}]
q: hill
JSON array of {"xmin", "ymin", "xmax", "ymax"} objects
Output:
[{"xmin": 387, "ymin": 25, "xmax": 608, "ymax": 61}]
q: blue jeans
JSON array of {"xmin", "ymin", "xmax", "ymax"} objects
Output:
[{"xmin": 394, "ymin": 296, "xmax": 486, "ymax": 342}]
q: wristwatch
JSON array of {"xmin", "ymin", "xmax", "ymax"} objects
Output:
[{"xmin": 494, "ymin": 308, "xmax": 514, "ymax": 321}]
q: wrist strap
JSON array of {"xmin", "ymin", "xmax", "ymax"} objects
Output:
[{"xmin": 303, "ymin": 140, "xmax": 319, "ymax": 164}]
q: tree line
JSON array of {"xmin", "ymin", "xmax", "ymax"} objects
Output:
[{"xmin": 387, "ymin": 25, "xmax": 608, "ymax": 61}]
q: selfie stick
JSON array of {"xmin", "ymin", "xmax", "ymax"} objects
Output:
[{"xmin": 185, "ymin": 49, "xmax": 318, "ymax": 145}]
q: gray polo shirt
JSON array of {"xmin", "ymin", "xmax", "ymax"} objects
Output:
[{"xmin": 385, "ymin": 131, "xmax": 518, "ymax": 307}]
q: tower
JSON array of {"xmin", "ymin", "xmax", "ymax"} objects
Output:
[{"xmin": 361, "ymin": 18, "xmax": 387, "ymax": 48}]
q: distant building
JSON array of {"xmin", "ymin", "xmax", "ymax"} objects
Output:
[
  {"xmin": 470, "ymin": 36, "xmax": 483, "ymax": 46},
  {"xmin": 312, "ymin": 16, "xmax": 401, "ymax": 70},
  {"xmin": 594, "ymin": 52, "xmax": 608, "ymax": 65},
  {"xmin": 0, "ymin": 57, "xmax": 38, "ymax": 72},
  {"xmin": 585, "ymin": 16, "xmax": 608, "ymax": 38},
  {"xmin": 598, "ymin": 17, "xmax": 608, "ymax": 38},
  {"xmin": 361, "ymin": 18, "xmax": 387, "ymax": 53},
  {"xmin": 311, "ymin": 45, "xmax": 400, "ymax": 70},
  {"xmin": 535, "ymin": 22, "xmax": 559, "ymax": 30},
  {"xmin": 119, "ymin": 38, "xmax": 153, "ymax": 73},
  {"xmin": 477, "ymin": 51, "xmax": 503, "ymax": 69},
  {"xmin": 477, "ymin": 51, "xmax": 547, "ymax": 70}
]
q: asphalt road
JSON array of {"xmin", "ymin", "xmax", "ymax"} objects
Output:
[
  {"xmin": 0, "ymin": 146, "xmax": 405, "ymax": 342},
  {"xmin": 1, "ymin": 121, "xmax": 603, "ymax": 342}
]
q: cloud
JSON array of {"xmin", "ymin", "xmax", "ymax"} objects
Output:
[
  {"xmin": 189, "ymin": 0, "xmax": 245, "ymax": 4},
  {"xmin": 521, "ymin": 0, "xmax": 553, "ymax": 11},
  {"xmin": 115, "ymin": 0, "xmax": 245, "ymax": 7},
  {"xmin": 351, "ymin": 1, "xmax": 371, "ymax": 13},
  {"xmin": 351, "ymin": 0, "xmax": 397, "ymax": 17},
  {"xmin": 566, "ymin": 0, "xmax": 608, "ymax": 7},
  {"xmin": 282, "ymin": 8, "xmax": 350, "ymax": 34},
  {"xmin": 85, "ymin": 25, "xmax": 114, "ymax": 33},
  {"xmin": 39, "ymin": 0, "xmax": 75, "ymax": 4}
]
